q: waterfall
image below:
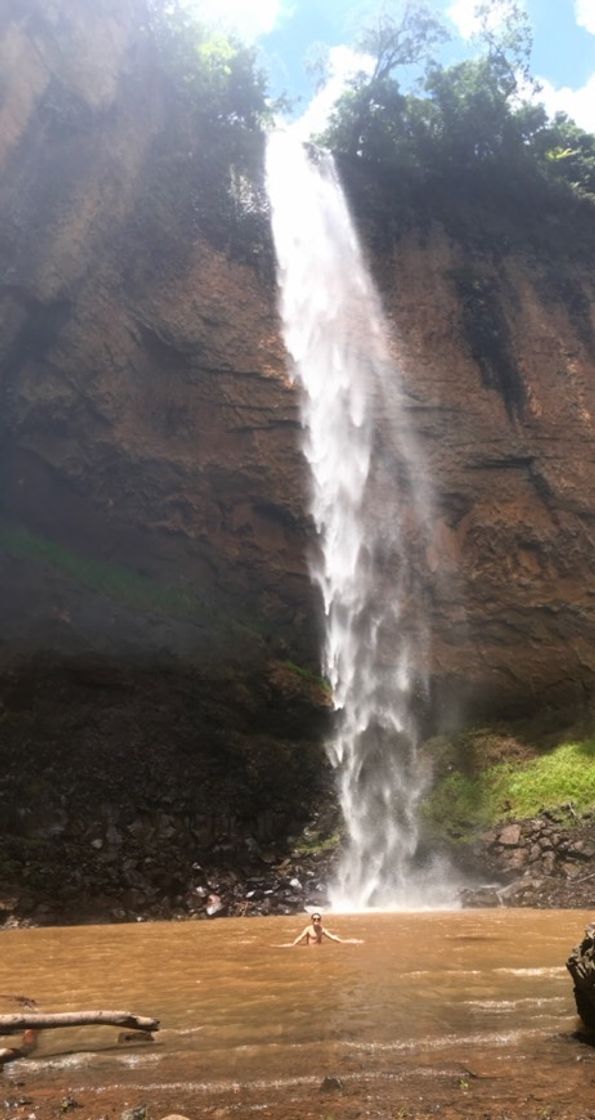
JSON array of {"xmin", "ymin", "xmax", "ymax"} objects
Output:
[{"xmin": 265, "ymin": 131, "xmax": 456, "ymax": 910}]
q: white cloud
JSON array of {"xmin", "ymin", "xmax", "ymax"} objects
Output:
[
  {"xmin": 535, "ymin": 72, "xmax": 595, "ymax": 133},
  {"xmin": 446, "ymin": 0, "xmax": 526, "ymax": 40},
  {"xmin": 293, "ymin": 45, "xmax": 375, "ymax": 140},
  {"xmin": 446, "ymin": 0, "xmax": 506, "ymax": 39},
  {"xmin": 575, "ymin": 0, "xmax": 595, "ymax": 35},
  {"xmin": 184, "ymin": 0, "xmax": 288, "ymax": 41},
  {"xmin": 445, "ymin": 0, "xmax": 479, "ymax": 39}
]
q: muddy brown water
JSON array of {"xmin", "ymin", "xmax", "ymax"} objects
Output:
[{"xmin": 1, "ymin": 910, "xmax": 593, "ymax": 1115}]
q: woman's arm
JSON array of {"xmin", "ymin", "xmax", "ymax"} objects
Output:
[{"xmin": 290, "ymin": 926, "xmax": 310, "ymax": 946}]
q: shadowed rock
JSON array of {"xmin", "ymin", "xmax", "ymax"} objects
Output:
[{"xmin": 567, "ymin": 922, "xmax": 595, "ymax": 1029}]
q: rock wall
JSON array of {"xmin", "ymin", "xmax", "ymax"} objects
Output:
[
  {"xmin": 1, "ymin": 0, "xmax": 595, "ymax": 919},
  {"xmin": 0, "ymin": 0, "xmax": 315, "ymax": 673},
  {"xmin": 339, "ymin": 161, "xmax": 595, "ymax": 722},
  {"xmin": 0, "ymin": 0, "xmax": 330, "ymax": 921},
  {"xmin": 379, "ymin": 229, "xmax": 595, "ymax": 721},
  {"xmin": 2, "ymin": 1, "xmax": 595, "ymax": 716}
]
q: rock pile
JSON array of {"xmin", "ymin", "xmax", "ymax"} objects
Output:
[
  {"xmin": 461, "ymin": 808, "xmax": 595, "ymax": 908},
  {"xmin": 0, "ymin": 830, "xmax": 336, "ymax": 928}
]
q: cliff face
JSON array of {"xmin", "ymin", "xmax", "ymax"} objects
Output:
[
  {"xmin": 0, "ymin": 0, "xmax": 314, "ymax": 673},
  {"xmin": 1, "ymin": 0, "xmax": 595, "ymax": 919},
  {"xmin": 378, "ymin": 230, "xmax": 595, "ymax": 721},
  {"xmin": 0, "ymin": 1, "xmax": 331, "ymax": 923}
]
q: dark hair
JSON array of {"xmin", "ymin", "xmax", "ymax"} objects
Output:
[{"xmin": 311, "ymin": 913, "xmax": 321, "ymax": 920}]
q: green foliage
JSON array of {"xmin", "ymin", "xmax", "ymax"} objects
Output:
[
  {"xmin": 319, "ymin": 0, "xmax": 595, "ymax": 205},
  {"xmin": 294, "ymin": 829, "xmax": 341, "ymax": 855},
  {"xmin": 421, "ymin": 57, "xmax": 545, "ymax": 172},
  {"xmin": 425, "ymin": 740, "xmax": 595, "ymax": 836},
  {"xmin": 134, "ymin": 0, "xmax": 277, "ymax": 256},
  {"xmin": 469, "ymin": 0, "xmax": 533, "ymax": 94},
  {"xmin": 282, "ymin": 660, "xmax": 332, "ymax": 693},
  {"xmin": 532, "ymin": 112, "xmax": 595, "ymax": 196},
  {"xmin": 143, "ymin": 0, "xmax": 271, "ymax": 132}
]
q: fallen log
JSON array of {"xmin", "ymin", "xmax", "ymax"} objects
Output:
[
  {"xmin": 0, "ymin": 1050, "xmax": 20, "ymax": 1064},
  {"xmin": 0, "ymin": 1028, "xmax": 40, "ymax": 1065},
  {"xmin": 0, "ymin": 1011, "xmax": 159, "ymax": 1036}
]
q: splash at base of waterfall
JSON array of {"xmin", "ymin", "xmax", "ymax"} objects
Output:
[
  {"xmin": 329, "ymin": 861, "xmax": 462, "ymax": 914},
  {"xmin": 265, "ymin": 129, "xmax": 460, "ymax": 912}
]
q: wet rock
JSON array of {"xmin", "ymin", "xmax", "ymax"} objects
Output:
[
  {"xmin": 60, "ymin": 1099, "xmax": 80, "ymax": 1113},
  {"xmin": 106, "ymin": 824, "xmax": 123, "ymax": 848},
  {"xmin": 460, "ymin": 885, "xmax": 501, "ymax": 907},
  {"xmin": 542, "ymin": 851, "xmax": 556, "ymax": 873},
  {"xmin": 497, "ymin": 823, "xmax": 522, "ymax": 846},
  {"xmin": 567, "ymin": 922, "xmax": 595, "ymax": 1029},
  {"xmin": 497, "ymin": 878, "xmax": 544, "ymax": 904},
  {"xmin": 320, "ymin": 1076, "xmax": 344, "ymax": 1092},
  {"xmin": 562, "ymin": 862, "xmax": 583, "ymax": 879},
  {"xmin": 503, "ymin": 847, "xmax": 528, "ymax": 871},
  {"xmin": 121, "ymin": 1108, "xmax": 147, "ymax": 1120},
  {"xmin": 206, "ymin": 893, "xmax": 223, "ymax": 916}
]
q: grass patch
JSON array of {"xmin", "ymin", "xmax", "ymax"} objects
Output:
[
  {"xmin": 294, "ymin": 829, "xmax": 341, "ymax": 856},
  {"xmin": 425, "ymin": 739, "xmax": 595, "ymax": 836},
  {"xmin": 282, "ymin": 660, "xmax": 331, "ymax": 694}
]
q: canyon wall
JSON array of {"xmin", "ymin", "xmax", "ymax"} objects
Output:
[{"xmin": 1, "ymin": 0, "xmax": 595, "ymax": 918}]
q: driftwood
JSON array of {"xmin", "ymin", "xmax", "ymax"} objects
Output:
[
  {"xmin": 0, "ymin": 1010, "xmax": 159, "ymax": 1066},
  {"xmin": 0, "ymin": 1028, "xmax": 41, "ymax": 1065},
  {"xmin": 0, "ymin": 1010, "xmax": 158, "ymax": 1034},
  {"xmin": 567, "ymin": 922, "xmax": 595, "ymax": 1029}
]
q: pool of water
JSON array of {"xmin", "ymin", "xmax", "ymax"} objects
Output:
[{"xmin": 0, "ymin": 909, "xmax": 587, "ymax": 1096}]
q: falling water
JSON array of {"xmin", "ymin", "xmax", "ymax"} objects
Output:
[{"xmin": 265, "ymin": 131, "xmax": 456, "ymax": 910}]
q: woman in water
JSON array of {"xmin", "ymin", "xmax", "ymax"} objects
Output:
[{"xmin": 289, "ymin": 913, "xmax": 362, "ymax": 946}]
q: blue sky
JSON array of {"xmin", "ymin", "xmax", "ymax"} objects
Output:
[{"xmin": 191, "ymin": 0, "xmax": 595, "ymax": 132}]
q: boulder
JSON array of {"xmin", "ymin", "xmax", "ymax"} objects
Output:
[
  {"xmin": 497, "ymin": 824, "xmax": 522, "ymax": 847},
  {"xmin": 567, "ymin": 922, "xmax": 595, "ymax": 1029}
]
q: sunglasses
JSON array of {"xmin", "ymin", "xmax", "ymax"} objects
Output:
[{"xmin": 311, "ymin": 915, "xmax": 322, "ymax": 921}]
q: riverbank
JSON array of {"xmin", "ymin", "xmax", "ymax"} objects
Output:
[
  {"xmin": 3, "ymin": 690, "xmax": 595, "ymax": 927},
  {"xmin": 6, "ymin": 1053, "xmax": 595, "ymax": 1120},
  {"xmin": 425, "ymin": 712, "xmax": 595, "ymax": 911},
  {"xmin": 0, "ymin": 656, "xmax": 335, "ymax": 929},
  {"xmin": 5, "ymin": 802, "xmax": 595, "ymax": 928},
  {"xmin": 459, "ymin": 806, "xmax": 595, "ymax": 909}
]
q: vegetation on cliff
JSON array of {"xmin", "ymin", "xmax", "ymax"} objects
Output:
[
  {"xmin": 425, "ymin": 726, "xmax": 595, "ymax": 839},
  {"xmin": 142, "ymin": 0, "xmax": 275, "ymax": 137},
  {"xmin": 119, "ymin": 0, "xmax": 595, "ymax": 263},
  {"xmin": 131, "ymin": 0, "xmax": 279, "ymax": 257},
  {"xmin": 317, "ymin": 1, "xmax": 595, "ymax": 205}
]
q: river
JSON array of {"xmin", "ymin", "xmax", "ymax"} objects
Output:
[{"xmin": 1, "ymin": 910, "xmax": 592, "ymax": 1118}]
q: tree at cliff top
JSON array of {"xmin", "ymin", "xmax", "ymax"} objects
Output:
[
  {"xmin": 317, "ymin": 0, "xmax": 595, "ymax": 203},
  {"xmin": 138, "ymin": 0, "xmax": 278, "ymax": 249},
  {"xmin": 143, "ymin": 0, "xmax": 272, "ymax": 130}
]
